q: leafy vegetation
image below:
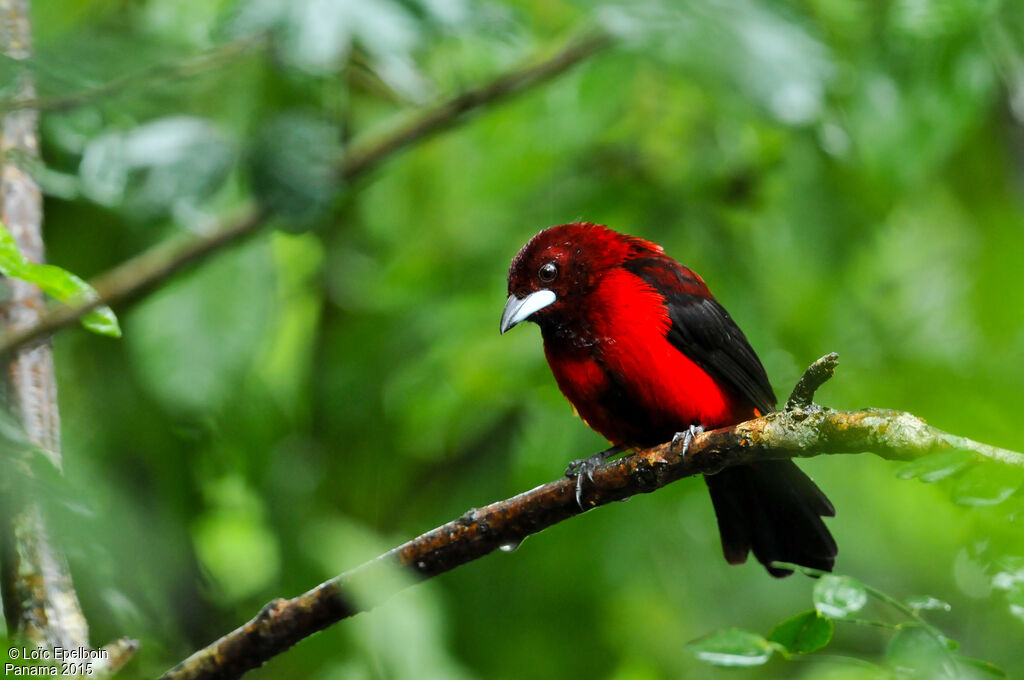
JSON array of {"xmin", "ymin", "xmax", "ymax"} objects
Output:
[
  {"xmin": 690, "ymin": 567, "xmax": 1010, "ymax": 677},
  {"xmin": 1, "ymin": 0, "xmax": 1023, "ymax": 677}
]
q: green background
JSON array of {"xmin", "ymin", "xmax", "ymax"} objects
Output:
[{"xmin": 6, "ymin": 0, "xmax": 1024, "ymax": 677}]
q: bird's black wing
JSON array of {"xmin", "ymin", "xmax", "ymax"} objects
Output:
[
  {"xmin": 626, "ymin": 257, "xmax": 835, "ymax": 579},
  {"xmin": 623, "ymin": 257, "xmax": 776, "ymax": 414}
]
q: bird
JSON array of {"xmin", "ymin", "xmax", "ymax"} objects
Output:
[{"xmin": 499, "ymin": 222, "xmax": 836, "ymax": 576}]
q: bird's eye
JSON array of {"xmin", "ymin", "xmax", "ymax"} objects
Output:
[{"xmin": 538, "ymin": 261, "xmax": 558, "ymax": 283}]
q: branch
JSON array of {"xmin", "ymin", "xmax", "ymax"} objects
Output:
[
  {"xmin": 0, "ymin": 206, "xmax": 272, "ymax": 356},
  {"xmin": 337, "ymin": 30, "xmax": 612, "ymax": 179},
  {"xmin": 0, "ymin": 0, "xmax": 136, "ymax": 669},
  {"xmin": 785, "ymin": 351, "xmax": 839, "ymax": 409},
  {"xmin": 0, "ymin": 36, "xmax": 265, "ymax": 115},
  {"xmin": 0, "ymin": 29, "xmax": 612, "ymax": 359},
  {"xmin": 158, "ymin": 354, "xmax": 1024, "ymax": 680}
]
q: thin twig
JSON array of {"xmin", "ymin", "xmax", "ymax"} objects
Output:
[
  {"xmin": 338, "ymin": 30, "xmax": 613, "ymax": 178},
  {"xmin": 0, "ymin": 29, "xmax": 613, "ymax": 359},
  {"xmin": 0, "ymin": 206, "xmax": 269, "ymax": 356},
  {"xmin": 786, "ymin": 352, "xmax": 839, "ymax": 410},
  {"xmin": 0, "ymin": 36, "xmax": 265, "ymax": 115},
  {"xmin": 158, "ymin": 354, "xmax": 1024, "ymax": 680}
]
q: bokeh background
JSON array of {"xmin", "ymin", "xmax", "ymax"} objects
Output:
[{"xmin": 8, "ymin": 0, "xmax": 1024, "ymax": 677}]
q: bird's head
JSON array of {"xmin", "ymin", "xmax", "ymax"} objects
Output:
[{"xmin": 500, "ymin": 222, "xmax": 663, "ymax": 334}]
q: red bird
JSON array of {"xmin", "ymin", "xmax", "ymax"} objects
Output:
[{"xmin": 500, "ymin": 223, "xmax": 836, "ymax": 576}]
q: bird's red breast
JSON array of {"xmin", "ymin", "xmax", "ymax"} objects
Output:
[
  {"xmin": 542, "ymin": 268, "xmax": 745, "ymax": 446},
  {"xmin": 503, "ymin": 222, "xmax": 764, "ymax": 447}
]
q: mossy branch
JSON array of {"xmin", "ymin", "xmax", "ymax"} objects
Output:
[{"xmin": 158, "ymin": 354, "xmax": 1023, "ymax": 680}]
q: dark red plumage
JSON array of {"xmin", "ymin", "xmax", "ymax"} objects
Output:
[{"xmin": 501, "ymin": 222, "xmax": 836, "ymax": 577}]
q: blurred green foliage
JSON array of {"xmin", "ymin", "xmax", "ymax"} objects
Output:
[
  {"xmin": 1, "ymin": 0, "xmax": 1023, "ymax": 677},
  {"xmin": 692, "ymin": 567, "xmax": 1011, "ymax": 676}
]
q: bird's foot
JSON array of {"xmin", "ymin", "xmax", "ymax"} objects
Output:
[
  {"xmin": 671, "ymin": 424, "xmax": 705, "ymax": 457},
  {"xmin": 565, "ymin": 445, "xmax": 628, "ymax": 509}
]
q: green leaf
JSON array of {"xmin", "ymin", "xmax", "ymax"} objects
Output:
[
  {"xmin": 950, "ymin": 465, "xmax": 1023, "ymax": 507},
  {"xmin": 29, "ymin": 264, "xmax": 121, "ymax": 337},
  {"xmin": 0, "ymin": 222, "xmax": 121, "ymax": 338},
  {"xmin": 897, "ymin": 449, "xmax": 974, "ymax": 482},
  {"xmin": 0, "ymin": 221, "xmax": 28, "ymax": 271},
  {"xmin": 250, "ymin": 112, "xmax": 341, "ymax": 226},
  {"xmin": 814, "ymin": 574, "xmax": 868, "ymax": 618},
  {"xmin": 79, "ymin": 116, "xmax": 234, "ymax": 219},
  {"xmin": 223, "ymin": 0, "xmax": 429, "ymax": 97},
  {"xmin": 887, "ymin": 625, "xmax": 956, "ymax": 678},
  {"xmin": 768, "ymin": 609, "xmax": 834, "ymax": 654},
  {"xmin": 79, "ymin": 305, "xmax": 121, "ymax": 337},
  {"xmin": 685, "ymin": 629, "xmax": 776, "ymax": 667}
]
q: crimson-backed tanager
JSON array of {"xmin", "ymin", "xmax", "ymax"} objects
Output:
[{"xmin": 500, "ymin": 222, "xmax": 836, "ymax": 576}]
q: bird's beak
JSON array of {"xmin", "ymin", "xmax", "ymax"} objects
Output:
[{"xmin": 500, "ymin": 289, "xmax": 556, "ymax": 334}]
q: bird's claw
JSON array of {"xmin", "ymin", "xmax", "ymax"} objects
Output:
[
  {"xmin": 565, "ymin": 455, "xmax": 600, "ymax": 479},
  {"xmin": 672, "ymin": 424, "xmax": 705, "ymax": 457},
  {"xmin": 565, "ymin": 445, "xmax": 627, "ymax": 510},
  {"xmin": 566, "ymin": 453, "xmax": 604, "ymax": 508}
]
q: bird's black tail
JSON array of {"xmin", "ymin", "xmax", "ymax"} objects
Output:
[{"xmin": 704, "ymin": 460, "xmax": 836, "ymax": 577}]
